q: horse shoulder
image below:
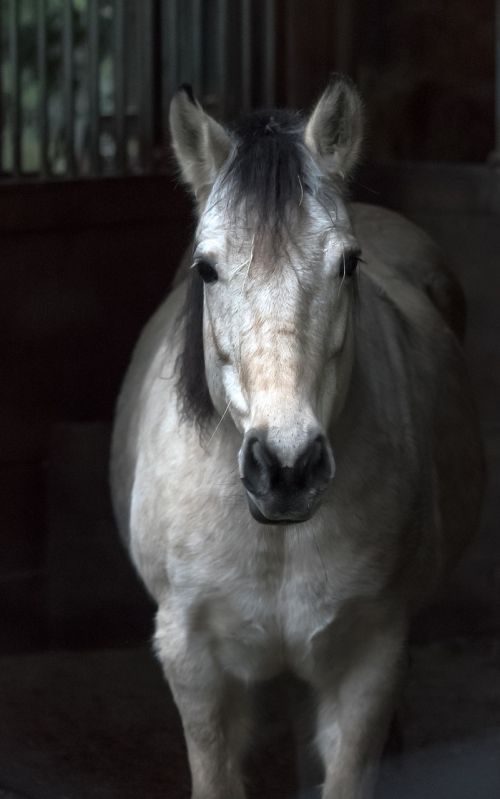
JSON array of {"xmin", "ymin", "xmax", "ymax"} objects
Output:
[{"xmin": 110, "ymin": 282, "xmax": 186, "ymax": 553}]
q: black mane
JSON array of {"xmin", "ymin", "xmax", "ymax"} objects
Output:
[
  {"xmin": 222, "ymin": 110, "xmax": 312, "ymax": 246},
  {"xmin": 175, "ymin": 109, "xmax": 332, "ymax": 435},
  {"xmin": 175, "ymin": 263, "xmax": 211, "ymax": 433}
]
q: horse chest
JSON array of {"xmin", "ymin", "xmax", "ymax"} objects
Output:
[{"xmin": 169, "ymin": 530, "xmax": 359, "ymax": 683}]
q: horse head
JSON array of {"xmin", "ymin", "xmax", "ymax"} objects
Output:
[{"xmin": 170, "ymin": 77, "xmax": 364, "ymax": 524}]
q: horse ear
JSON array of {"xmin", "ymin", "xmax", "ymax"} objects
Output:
[
  {"xmin": 304, "ymin": 75, "xmax": 364, "ymax": 179},
  {"xmin": 170, "ymin": 85, "xmax": 232, "ymax": 203}
]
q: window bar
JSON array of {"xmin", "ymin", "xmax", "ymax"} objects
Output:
[
  {"xmin": 334, "ymin": 0, "xmax": 354, "ymax": 76},
  {"xmin": 217, "ymin": 0, "xmax": 227, "ymax": 117},
  {"xmin": 63, "ymin": 0, "xmax": 75, "ymax": 177},
  {"xmin": 88, "ymin": 0, "xmax": 100, "ymax": 176},
  {"xmin": 9, "ymin": 0, "xmax": 21, "ymax": 177},
  {"xmin": 191, "ymin": 0, "xmax": 202, "ymax": 96},
  {"xmin": 37, "ymin": 0, "xmax": 49, "ymax": 178},
  {"xmin": 114, "ymin": 0, "xmax": 126, "ymax": 173},
  {"xmin": 241, "ymin": 0, "xmax": 252, "ymax": 113},
  {"xmin": 496, "ymin": 0, "xmax": 500, "ymax": 157},
  {"xmin": 264, "ymin": 0, "xmax": 276, "ymax": 108},
  {"xmin": 139, "ymin": 1, "xmax": 154, "ymax": 172},
  {"xmin": 162, "ymin": 0, "xmax": 178, "ymax": 142}
]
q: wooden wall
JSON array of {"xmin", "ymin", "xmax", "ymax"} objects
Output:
[
  {"xmin": 277, "ymin": 0, "xmax": 494, "ymax": 162},
  {"xmin": 0, "ymin": 177, "xmax": 191, "ymax": 650}
]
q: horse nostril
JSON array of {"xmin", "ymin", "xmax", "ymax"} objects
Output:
[
  {"xmin": 241, "ymin": 429, "xmax": 334, "ymax": 504},
  {"xmin": 297, "ymin": 435, "xmax": 334, "ymax": 489},
  {"xmin": 241, "ymin": 434, "xmax": 275, "ymax": 497}
]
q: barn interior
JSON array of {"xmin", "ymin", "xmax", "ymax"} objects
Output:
[{"xmin": 1, "ymin": 1, "xmax": 499, "ymax": 797}]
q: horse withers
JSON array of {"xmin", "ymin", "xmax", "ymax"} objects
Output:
[{"xmin": 110, "ymin": 76, "xmax": 484, "ymax": 798}]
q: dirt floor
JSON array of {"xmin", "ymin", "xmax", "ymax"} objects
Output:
[{"xmin": 0, "ymin": 641, "xmax": 499, "ymax": 798}]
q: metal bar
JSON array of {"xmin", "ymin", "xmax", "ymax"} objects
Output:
[
  {"xmin": 37, "ymin": 0, "xmax": 49, "ymax": 177},
  {"xmin": 191, "ymin": 0, "xmax": 202, "ymax": 95},
  {"xmin": 217, "ymin": 0, "xmax": 227, "ymax": 117},
  {"xmin": 9, "ymin": 0, "xmax": 21, "ymax": 176},
  {"xmin": 139, "ymin": 1, "xmax": 154, "ymax": 171},
  {"xmin": 88, "ymin": 0, "xmax": 99, "ymax": 175},
  {"xmin": 241, "ymin": 0, "xmax": 252, "ymax": 112},
  {"xmin": 114, "ymin": 0, "xmax": 126, "ymax": 173},
  {"xmin": 163, "ymin": 0, "xmax": 178, "ymax": 100},
  {"xmin": 152, "ymin": 0, "xmax": 164, "ymax": 151},
  {"xmin": 335, "ymin": 0, "xmax": 355, "ymax": 76},
  {"xmin": 264, "ymin": 0, "xmax": 276, "ymax": 107},
  {"xmin": 496, "ymin": 0, "xmax": 500, "ymax": 156},
  {"xmin": 63, "ymin": 0, "xmax": 75, "ymax": 176},
  {"xmin": 0, "ymin": 11, "xmax": 3, "ymax": 175},
  {"xmin": 162, "ymin": 0, "xmax": 178, "ymax": 146}
]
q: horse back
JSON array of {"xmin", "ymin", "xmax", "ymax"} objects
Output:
[{"xmin": 352, "ymin": 203, "xmax": 466, "ymax": 342}]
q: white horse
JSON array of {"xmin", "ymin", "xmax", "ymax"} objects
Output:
[{"xmin": 110, "ymin": 77, "xmax": 484, "ymax": 798}]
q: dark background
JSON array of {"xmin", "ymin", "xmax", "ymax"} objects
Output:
[{"xmin": 0, "ymin": 2, "xmax": 499, "ymax": 798}]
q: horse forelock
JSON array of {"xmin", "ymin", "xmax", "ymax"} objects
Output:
[{"xmin": 218, "ymin": 109, "xmax": 341, "ymax": 251}]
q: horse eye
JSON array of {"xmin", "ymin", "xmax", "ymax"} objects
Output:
[
  {"xmin": 196, "ymin": 259, "xmax": 218, "ymax": 284},
  {"xmin": 340, "ymin": 252, "xmax": 360, "ymax": 278}
]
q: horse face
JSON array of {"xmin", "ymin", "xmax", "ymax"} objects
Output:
[
  {"xmin": 171, "ymin": 78, "xmax": 363, "ymax": 523},
  {"xmin": 195, "ymin": 195, "xmax": 359, "ymax": 523}
]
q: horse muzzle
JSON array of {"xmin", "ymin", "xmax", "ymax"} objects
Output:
[{"xmin": 239, "ymin": 428, "xmax": 335, "ymax": 525}]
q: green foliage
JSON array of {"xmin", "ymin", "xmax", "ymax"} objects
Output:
[{"xmin": 1, "ymin": 1, "xmax": 116, "ymax": 174}]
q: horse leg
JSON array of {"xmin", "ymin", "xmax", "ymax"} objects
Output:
[
  {"xmin": 313, "ymin": 622, "xmax": 405, "ymax": 799},
  {"xmin": 155, "ymin": 606, "xmax": 250, "ymax": 799},
  {"xmin": 170, "ymin": 678, "xmax": 250, "ymax": 799}
]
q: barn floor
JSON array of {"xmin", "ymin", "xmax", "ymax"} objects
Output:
[
  {"xmin": 0, "ymin": 640, "xmax": 500, "ymax": 798},
  {"xmin": 1, "ymin": 185, "xmax": 500, "ymax": 798}
]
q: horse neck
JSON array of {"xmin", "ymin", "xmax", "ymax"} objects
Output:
[{"xmin": 342, "ymin": 271, "xmax": 438, "ymax": 455}]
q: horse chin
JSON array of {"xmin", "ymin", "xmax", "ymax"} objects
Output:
[{"xmin": 245, "ymin": 493, "xmax": 316, "ymax": 526}]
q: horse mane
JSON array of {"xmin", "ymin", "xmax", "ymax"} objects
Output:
[
  {"xmin": 175, "ymin": 109, "xmax": 340, "ymax": 436},
  {"xmin": 175, "ymin": 262, "xmax": 212, "ymax": 434}
]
